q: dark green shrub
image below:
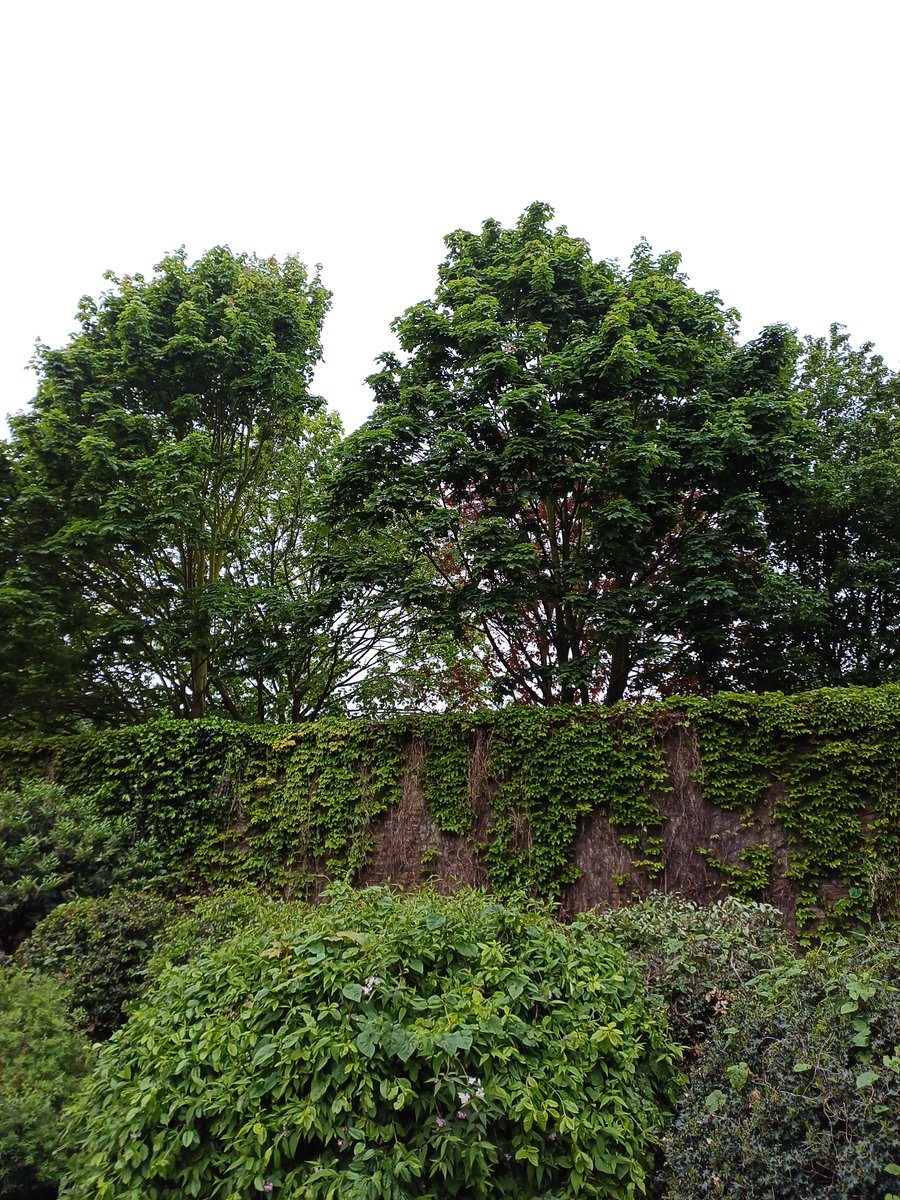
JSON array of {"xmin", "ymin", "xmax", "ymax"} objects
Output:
[
  {"xmin": 15, "ymin": 890, "xmax": 180, "ymax": 1038},
  {"xmin": 0, "ymin": 780, "xmax": 152, "ymax": 950},
  {"xmin": 588, "ymin": 894, "xmax": 793, "ymax": 1051},
  {"xmin": 61, "ymin": 886, "xmax": 679, "ymax": 1200},
  {"xmin": 0, "ymin": 966, "xmax": 92, "ymax": 1199},
  {"xmin": 663, "ymin": 933, "xmax": 900, "ymax": 1199}
]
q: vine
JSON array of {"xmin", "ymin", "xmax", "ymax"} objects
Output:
[{"xmin": 1, "ymin": 685, "xmax": 899, "ymax": 928}]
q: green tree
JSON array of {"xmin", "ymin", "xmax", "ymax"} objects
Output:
[
  {"xmin": 330, "ymin": 203, "xmax": 808, "ymax": 705},
  {"xmin": 734, "ymin": 326, "xmax": 900, "ymax": 691},
  {"xmin": 202, "ymin": 408, "xmax": 464, "ymax": 722},
  {"xmin": 0, "ymin": 247, "xmax": 331, "ymax": 726}
]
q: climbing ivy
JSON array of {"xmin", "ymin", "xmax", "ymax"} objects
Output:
[
  {"xmin": 475, "ymin": 706, "xmax": 667, "ymax": 897},
  {"xmin": 685, "ymin": 686, "xmax": 900, "ymax": 926},
  {"xmin": 1, "ymin": 686, "xmax": 899, "ymax": 928}
]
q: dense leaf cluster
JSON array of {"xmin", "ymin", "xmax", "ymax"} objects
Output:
[
  {"xmin": 587, "ymin": 894, "xmax": 793, "ymax": 1050},
  {"xmin": 60, "ymin": 887, "xmax": 679, "ymax": 1200},
  {"xmin": 0, "ymin": 967, "xmax": 91, "ymax": 1200},
  {"xmin": 664, "ymin": 935, "xmax": 900, "ymax": 1200},
  {"xmin": 2, "ymin": 208, "xmax": 899, "ymax": 728},
  {"xmin": 0, "ymin": 780, "xmax": 151, "ymax": 951},
  {"xmin": 15, "ymin": 889, "xmax": 180, "ymax": 1038}
]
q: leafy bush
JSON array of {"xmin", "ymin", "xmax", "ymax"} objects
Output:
[
  {"xmin": 0, "ymin": 780, "xmax": 151, "ymax": 950},
  {"xmin": 588, "ymin": 894, "xmax": 793, "ymax": 1050},
  {"xmin": 61, "ymin": 886, "xmax": 679, "ymax": 1200},
  {"xmin": 145, "ymin": 886, "xmax": 300, "ymax": 979},
  {"xmin": 16, "ymin": 890, "xmax": 180, "ymax": 1038},
  {"xmin": 663, "ymin": 932, "xmax": 900, "ymax": 1199},
  {"xmin": 0, "ymin": 966, "xmax": 92, "ymax": 1199}
]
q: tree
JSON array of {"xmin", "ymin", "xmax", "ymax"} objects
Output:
[
  {"xmin": 733, "ymin": 325, "xmax": 900, "ymax": 691},
  {"xmin": 1, "ymin": 247, "xmax": 331, "ymax": 725},
  {"xmin": 329, "ymin": 203, "xmax": 808, "ymax": 705}
]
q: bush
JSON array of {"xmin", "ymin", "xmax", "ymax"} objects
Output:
[
  {"xmin": 145, "ymin": 886, "xmax": 300, "ymax": 979},
  {"xmin": 0, "ymin": 780, "xmax": 151, "ymax": 950},
  {"xmin": 663, "ymin": 932, "xmax": 900, "ymax": 1199},
  {"xmin": 0, "ymin": 966, "xmax": 92, "ymax": 1199},
  {"xmin": 61, "ymin": 886, "xmax": 679, "ymax": 1200},
  {"xmin": 588, "ymin": 894, "xmax": 793, "ymax": 1051},
  {"xmin": 15, "ymin": 890, "xmax": 181, "ymax": 1039}
]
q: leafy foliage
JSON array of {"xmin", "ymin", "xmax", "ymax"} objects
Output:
[
  {"xmin": 61, "ymin": 887, "xmax": 679, "ymax": 1200},
  {"xmin": 684, "ymin": 686, "xmax": 900, "ymax": 928},
  {"xmin": 0, "ymin": 966, "xmax": 92, "ymax": 1200},
  {"xmin": 663, "ymin": 933, "xmax": 900, "ymax": 1200},
  {"xmin": 0, "ymin": 246, "xmax": 333, "ymax": 727},
  {"xmin": 15, "ymin": 889, "xmax": 180, "ymax": 1038},
  {"xmin": 144, "ymin": 887, "xmax": 298, "ymax": 979},
  {"xmin": 588, "ymin": 894, "xmax": 793, "ymax": 1050},
  {"xmin": 2, "ymin": 686, "xmax": 899, "ymax": 928},
  {"xmin": 330, "ymin": 202, "xmax": 808, "ymax": 706},
  {"xmin": 0, "ymin": 780, "xmax": 150, "ymax": 951},
  {"xmin": 737, "ymin": 326, "xmax": 900, "ymax": 692}
]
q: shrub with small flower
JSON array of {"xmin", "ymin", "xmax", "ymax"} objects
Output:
[{"xmin": 60, "ymin": 886, "xmax": 679, "ymax": 1199}]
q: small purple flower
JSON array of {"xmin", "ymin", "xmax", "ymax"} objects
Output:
[
  {"xmin": 457, "ymin": 1110, "xmax": 467, "ymax": 1120},
  {"xmin": 264, "ymin": 1184, "xmax": 274, "ymax": 1194},
  {"xmin": 436, "ymin": 1116, "xmax": 447, "ymax": 1127}
]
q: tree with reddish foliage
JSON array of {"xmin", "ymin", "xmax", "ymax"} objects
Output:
[{"xmin": 330, "ymin": 203, "xmax": 809, "ymax": 705}]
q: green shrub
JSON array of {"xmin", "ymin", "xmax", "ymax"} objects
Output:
[
  {"xmin": 15, "ymin": 890, "xmax": 180, "ymax": 1039},
  {"xmin": 663, "ymin": 932, "xmax": 900, "ymax": 1199},
  {"xmin": 0, "ymin": 780, "xmax": 152, "ymax": 950},
  {"xmin": 145, "ymin": 886, "xmax": 300, "ymax": 979},
  {"xmin": 61, "ymin": 886, "xmax": 679, "ymax": 1200},
  {"xmin": 0, "ymin": 966, "xmax": 92, "ymax": 1199},
  {"xmin": 588, "ymin": 894, "xmax": 793, "ymax": 1051}
]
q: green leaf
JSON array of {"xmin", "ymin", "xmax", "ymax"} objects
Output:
[
  {"xmin": 356, "ymin": 1027, "xmax": 379, "ymax": 1058},
  {"xmin": 725, "ymin": 1061, "xmax": 749, "ymax": 1092}
]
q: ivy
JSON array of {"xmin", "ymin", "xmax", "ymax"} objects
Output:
[
  {"xmin": 2, "ymin": 686, "xmax": 900, "ymax": 929},
  {"xmin": 687, "ymin": 687, "xmax": 900, "ymax": 927},
  {"xmin": 479, "ymin": 706, "xmax": 667, "ymax": 898}
]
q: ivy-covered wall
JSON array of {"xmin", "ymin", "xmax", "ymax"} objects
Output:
[{"xmin": 3, "ymin": 686, "xmax": 899, "ymax": 931}]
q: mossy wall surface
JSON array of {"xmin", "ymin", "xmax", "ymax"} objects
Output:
[{"xmin": 3, "ymin": 687, "xmax": 899, "ymax": 930}]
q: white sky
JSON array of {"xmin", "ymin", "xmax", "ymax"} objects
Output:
[{"xmin": 2, "ymin": 0, "xmax": 897, "ymax": 436}]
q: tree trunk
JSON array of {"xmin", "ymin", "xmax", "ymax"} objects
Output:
[{"xmin": 604, "ymin": 636, "xmax": 632, "ymax": 706}]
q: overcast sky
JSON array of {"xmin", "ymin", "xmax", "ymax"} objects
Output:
[{"xmin": 2, "ymin": 0, "xmax": 897, "ymax": 435}]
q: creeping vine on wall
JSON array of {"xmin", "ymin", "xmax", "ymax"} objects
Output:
[{"xmin": 2, "ymin": 686, "xmax": 899, "ymax": 928}]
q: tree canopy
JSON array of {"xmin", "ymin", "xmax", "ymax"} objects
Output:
[
  {"xmin": 734, "ymin": 326, "xmax": 900, "ymax": 691},
  {"xmin": 3, "ymin": 211, "xmax": 899, "ymax": 729},
  {"xmin": 330, "ymin": 203, "xmax": 810, "ymax": 705},
  {"xmin": 1, "ymin": 247, "xmax": 332, "ymax": 724}
]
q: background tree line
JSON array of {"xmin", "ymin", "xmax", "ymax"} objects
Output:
[{"xmin": 2, "ymin": 204, "xmax": 898, "ymax": 731}]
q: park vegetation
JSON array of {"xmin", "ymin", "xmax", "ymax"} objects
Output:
[
  {"xmin": 2, "ymin": 204, "xmax": 899, "ymax": 727},
  {"xmin": 1, "ymin": 205, "xmax": 899, "ymax": 1197}
]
